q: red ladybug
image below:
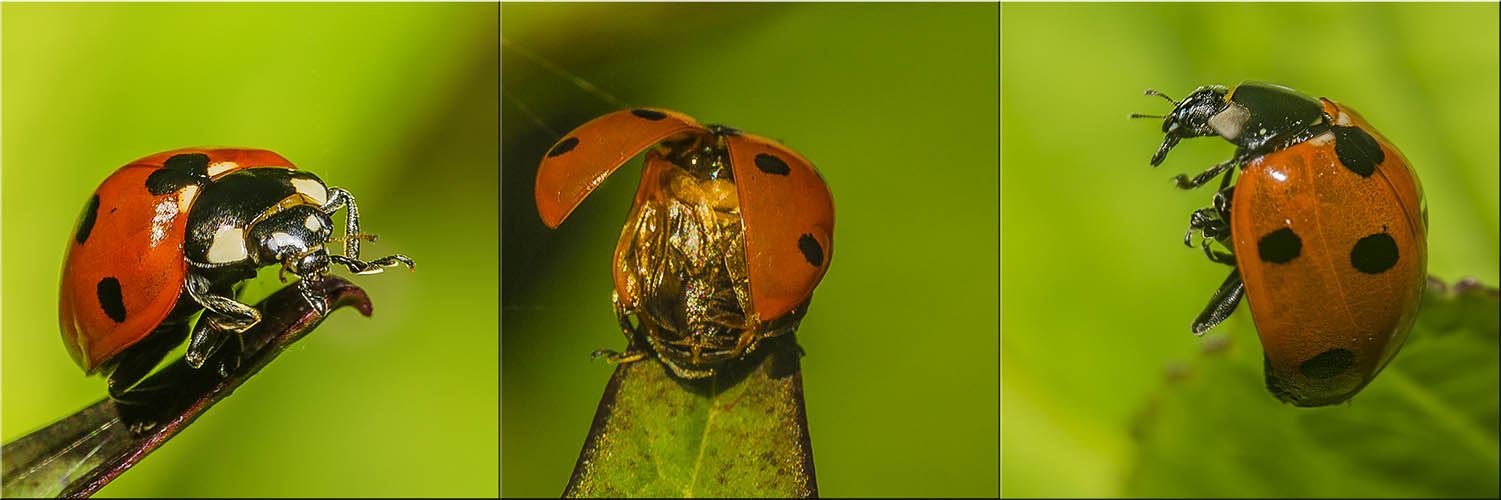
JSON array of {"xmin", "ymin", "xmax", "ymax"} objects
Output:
[
  {"xmin": 59, "ymin": 148, "xmax": 414, "ymax": 397},
  {"xmin": 535, "ymin": 108, "xmax": 834, "ymax": 379},
  {"xmin": 1137, "ymin": 82, "xmax": 1427, "ymax": 406}
]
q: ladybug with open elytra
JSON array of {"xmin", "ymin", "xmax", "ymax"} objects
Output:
[
  {"xmin": 59, "ymin": 147, "xmax": 414, "ymax": 398},
  {"xmin": 535, "ymin": 108, "xmax": 834, "ymax": 379},
  {"xmin": 1134, "ymin": 82, "xmax": 1427, "ymax": 407}
]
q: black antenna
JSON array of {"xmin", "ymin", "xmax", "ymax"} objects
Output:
[
  {"xmin": 1143, "ymin": 88, "xmax": 1175, "ymax": 103},
  {"xmin": 1130, "ymin": 89, "xmax": 1177, "ymax": 119}
]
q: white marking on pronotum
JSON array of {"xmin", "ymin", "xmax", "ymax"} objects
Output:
[
  {"xmin": 1308, "ymin": 130, "xmax": 1336, "ymax": 146},
  {"xmin": 1335, "ymin": 110, "xmax": 1354, "ymax": 127},
  {"xmin": 270, "ymin": 231, "xmax": 298, "ymax": 249},
  {"xmin": 291, "ymin": 178, "xmax": 327, "ymax": 205},
  {"xmin": 304, "ymin": 214, "xmax": 322, "ymax": 232},
  {"xmin": 207, "ymin": 161, "xmax": 240, "ymax": 177},
  {"xmin": 207, "ymin": 226, "xmax": 249, "ymax": 263},
  {"xmin": 1208, "ymin": 103, "xmax": 1249, "ymax": 141}
]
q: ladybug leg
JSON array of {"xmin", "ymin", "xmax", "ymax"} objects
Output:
[
  {"xmin": 296, "ymin": 277, "xmax": 327, "ymax": 316},
  {"xmin": 1173, "ymin": 150, "xmax": 1249, "ymax": 189},
  {"xmin": 731, "ymin": 329, "xmax": 760, "ymax": 358},
  {"xmin": 329, "ymin": 253, "xmax": 416, "ymax": 275},
  {"xmin": 612, "ymin": 290, "xmax": 638, "ymax": 340},
  {"xmin": 1202, "ymin": 246, "xmax": 1236, "ymax": 266},
  {"xmin": 1184, "ymin": 209, "xmax": 1233, "ymax": 263},
  {"xmin": 1184, "ymin": 184, "xmax": 1236, "ymax": 265},
  {"xmin": 657, "ymin": 355, "xmax": 714, "ymax": 379},
  {"xmin": 183, "ymin": 273, "xmax": 261, "ymax": 369},
  {"xmin": 106, "ymin": 318, "xmax": 191, "ymax": 399},
  {"xmin": 184, "ymin": 311, "xmax": 254, "ymax": 370},
  {"xmin": 1191, "ymin": 269, "xmax": 1245, "ymax": 335},
  {"xmin": 187, "ymin": 313, "xmax": 248, "ymax": 377},
  {"xmin": 1183, "ymin": 208, "xmax": 1223, "ymax": 245},
  {"xmin": 320, "ymin": 187, "xmax": 365, "ymax": 259},
  {"xmin": 590, "ymin": 291, "xmax": 649, "ymax": 365},
  {"xmin": 321, "ymin": 187, "xmax": 416, "ymax": 274}
]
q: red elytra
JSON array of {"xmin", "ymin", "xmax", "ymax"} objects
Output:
[
  {"xmin": 1139, "ymin": 81, "xmax": 1430, "ymax": 406},
  {"xmin": 534, "ymin": 108, "xmax": 834, "ymax": 323},
  {"xmin": 58, "ymin": 148, "xmax": 294, "ymax": 373},
  {"xmin": 1230, "ymin": 98, "xmax": 1426, "ymax": 406}
]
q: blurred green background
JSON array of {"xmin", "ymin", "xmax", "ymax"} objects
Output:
[
  {"xmin": 502, "ymin": 3, "xmax": 997, "ymax": 497},
  {"xmin": 1002, "ymin": 3, "xmax": 1499, "ymax": 498},
  {"xmin": 2, "ymin": 3, "xmax": 497, "ymax": 497}
]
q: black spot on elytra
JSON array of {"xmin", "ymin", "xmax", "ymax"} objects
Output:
[
  {"xmin": 76, "ymin": 194, "xmax": 100, "ymax": 245},
  {"xmin": 97, "ymin": 277, "xmax": 126, "ymax": 323},
  {"xmin": 1350, "ymin": 232, "xmax": 1399, "ymax": 274},
  {"xmin": 164, "ymin": 153, "xmax": 211, "ymax": 176},
  {"xmin": 1264, "ymin": 355, "xmax": 1291, "ymax": 400},
  {"xmin": 798, "ymin": 234, "xmax": 823, "ymax": 267},
  {"xmin": 755, "ymin": 154, "xmax": 791, "ymax": 176},
  {"xmin": 548, "ymin": 137, "xmax": 579, "ymax": 157},
  {"xmin": 1257, "ymin": 227, "xmax": 1302, "ymax": 263},
  {"xmin": 631, "ymin": 109, "xmax": 668, "ymax": 120},
  {"xmin": 1299, "ymin": 348, "xmax": 1354, "ymax": 379},
  {"xmin": 1332, "ymin": 125, "xmax": 1383, "ymax": 178},
  {"xmin": 145, "ymin": 153, "xmax": 211, "ymax": 195}
]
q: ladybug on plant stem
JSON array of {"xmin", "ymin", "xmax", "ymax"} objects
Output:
[
  {"xmin": 59, "ymin": 148, "xmax": 414, "ymax": 398},
  {"xmin": 535, "ymin": 108, "xmax": 834, "ymax": 379},
  {"xmin": 1134, "ymin": 82, "xmax": 1427, "ymax": 407}
]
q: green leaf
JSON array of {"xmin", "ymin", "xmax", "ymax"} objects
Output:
[
  {"xmin": 564, "ymin": 335, "xmax": 816, "ymax": 498},
  {"xmin": 1127, "ymin": 277, "xmax": 1500, "ymax": 498}
]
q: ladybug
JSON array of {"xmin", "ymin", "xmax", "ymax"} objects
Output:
[
  {"xmin": 534, "ymin": 108, "xmax": 834, "ymax": 379},
  {"xmin": 59, "ymin": 148, "xmax": 414, "ymax": 397},
  {"xmin": 1135, "ymin": 82, "xmax": 1427, "ymax": 407}
]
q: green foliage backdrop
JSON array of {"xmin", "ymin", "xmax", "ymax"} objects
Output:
[
  {"xmin": 502, "ymin": 3, "xmax": 998, "ymax": 497},
  {"xmin": 1002, "ymin": 3, "xmax": 1499, "ymax": 497},
  {"xmin": 1, "ymin": 3, "xmax": 498, "ymax": 496}
]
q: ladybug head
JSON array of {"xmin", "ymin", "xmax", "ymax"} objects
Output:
[
  {"xmin": 1133, "ymin": 85, "xmax": 1230, "ymax": 166},
  {"xmin": 248, "ymin": 205, "xmax": 336, "ymax": 309},
  {"xmin": 663, "ymin": 131, "xmax": 734, "ymax": 182}
]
